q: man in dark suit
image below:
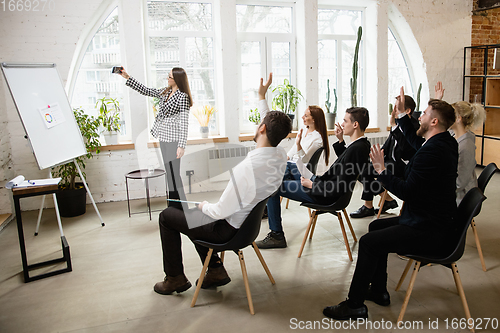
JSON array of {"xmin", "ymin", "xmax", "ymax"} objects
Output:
[
  {"xmin": 350, "ymin": 95, "xmax": 420, "ymax": 218},
  {"xmin": 257, "ymin": 107, "xmax": 371, "ymax": 249},
  {"xmin": 323, "ymin": 88, "xmax": 458, "ymax": 320}
]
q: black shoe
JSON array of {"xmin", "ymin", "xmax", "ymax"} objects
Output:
[
  {"xmin": 255, "ymin": 231, "xmax": 287, "ymax": 249},
  {"xmin": 365, "ymin": 287, "xmax": 390, "ymax": 306},
  {"xmin": 374, "ymin": 200, "xmax": 398, "ymax": 215},
  {"xmin": 350, "ymin": 205, "xmax": 375, "ymax": 218},
  {"xmin": 323, "ymin": 300, "xmax": 368, "ymax": 320}
]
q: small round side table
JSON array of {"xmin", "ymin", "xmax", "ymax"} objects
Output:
[{"xmin": 125, "ymin": 169, "xmax": 166, "ymax": 220}]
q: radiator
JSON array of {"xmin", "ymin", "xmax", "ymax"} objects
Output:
[
  {"xmin": 368, "ymin": 133, "xmax": 389, "ymax": 146},
  {"xmin": 207, "ymin": 146, "xmax": 255, "ymax": 182}
]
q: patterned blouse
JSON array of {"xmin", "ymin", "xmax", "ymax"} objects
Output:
[{"xmin": 126, "ymin": 77, "xmax": 190, "ymax": 148}]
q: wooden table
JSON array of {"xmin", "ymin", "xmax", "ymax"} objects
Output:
[{"xmin": 12, "ymin": 184, "xmax": 72, "ymax": 283}]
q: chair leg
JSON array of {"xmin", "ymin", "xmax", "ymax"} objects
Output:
[
  {"xmin": 309, "ymin": 213, "xmax": 319, "ymax": 240},
  {"xmin": 337, "ymin": 212, "xmax": 353, "ymax": 261},
  {"xmin": 298, "ymin": 211, "xmax": 317, "ymax": 258},
  {"xmin": 471, "ymin": 219, "xmax": 487, "ymax": 272},
  {"xmin": 280, "ymin": 196, "xmax": 283, "ymax": 203},
  {"xmin": 451, "ymin": 263, "xmax": 474, "ymax": 333},
  {"xmin": 191, "ymin": 248, "xmax": 213, "ymax": 308},
  {"xmin": 308, "ymin": 207, "xmax": 312, "ymax": 217},
  {"xmin": 397, "ymin": 261, "xmax": 421, "ymax": 327},
  {"xmin": 376, "ymin": 190, "xmax": 388, "ymax": 219},
  {"xmin": 252, "ymin": 242, "xmax": 275, "ymax": 284},
  {"xmin": 238, "ymin": 250, "xmax": 255, "ymax": 315},
  {"xmin": 342, "ymin": 209, "xmax": 357, "ymax": 242},
  {"xmin": 395, "ymin": 258, "xmax": 414, "ymax": 291},
  {"xmin": 286, "ymin": 198, "xmax": 290, "ymax": 209},
  {"xmin": 220, "ymin": 251, "xmax": 225, "ymax": 263}
]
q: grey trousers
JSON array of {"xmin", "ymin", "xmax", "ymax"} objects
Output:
[{"xmin": 159, "ymin": 141, "xmax": 186, "ymax": 202}]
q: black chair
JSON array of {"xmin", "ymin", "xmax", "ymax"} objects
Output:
[
  {"xmin": 298, "ymin": 186, "xmax": 357, "ymax": 260},
  {"xmin": 394, "ymin": 187, "xmax": 486, "ymax": 331},
  {"xmin": 190, "ymin": 198, "xmax": 274, "ymax": 315},
  {"xmin": 471, "ymin": 162, "xmax": 498, "ymax": 271},
  {"xmin": 284, "ymin": 147, "xmax": 324, "ymax": 210}
]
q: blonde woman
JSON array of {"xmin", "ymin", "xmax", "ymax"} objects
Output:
[{"xmin": 450, "ymin": 101, "xmax": 486, "ymax": 204}]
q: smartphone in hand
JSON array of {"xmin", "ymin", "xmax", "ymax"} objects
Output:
[{"xmin": 111, "ymin": 66, "xmax": 123, "ymax": 74}]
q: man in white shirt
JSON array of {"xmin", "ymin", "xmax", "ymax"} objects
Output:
[{"xmin": 153, "ymin": 76, "xmax": 292, "ymax": 295}]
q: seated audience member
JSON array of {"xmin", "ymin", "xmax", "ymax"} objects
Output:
[
  {"xmin": 350, "ymin": 95, "xmax": 419, "ymax": 218},
  {"xmin": 323, "ymin": 88, "xmax": 457, "ymax": 320},
  {"xmin": 153, "ymin": 79, "xmax": 292, "ymax": 295},
  {"xmin": 258, "ymin": 74, "xmax": 330, "ymax": 219},
  {"xmin": 450, "ymin": 101, "xmax": 486, "ymax": 204},
  {"xmin": 256, "ymin": 106, "xmax": 371, "ymax": 249}
]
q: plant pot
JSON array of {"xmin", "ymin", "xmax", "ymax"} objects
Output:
[
  {"xmin": 56, "ymin": 183, "xmax": 87, "ymax": 217},
  {"xmin": 200, "ymin": 126, "xmax": 209, "ymax": 138},
  {"xmin": 325, "ymin": 113, "xmax": 336, "ymax": 130},
  {"xmin": 103, "ymin": 131, "xmax": 118, "ymax": 145}
]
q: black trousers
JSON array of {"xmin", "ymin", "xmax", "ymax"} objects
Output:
[
  {"xmin": 158, "ymin": 207, "xmax": 238, "ymax": 277},
  {"xmin": 358, "ymin": 163, "xmax": 385, "ymax": 201},
  {"xmin": 347, "ymin": 217, "xmax": 452, "ymax": 305}
]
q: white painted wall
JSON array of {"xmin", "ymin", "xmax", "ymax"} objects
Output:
[{"xmin": 0, "ymin": 0, "xmax": 473, "ymax": 214}]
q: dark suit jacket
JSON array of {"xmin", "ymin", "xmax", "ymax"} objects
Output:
[
  {"xmin": 381, "ymin": 117, "xmax": 420, "ymax": 178},
  {"xmin": 306, "ymin": 137, "xmax": 371, "ymax": 205},
  {"xmin": 378, "ymin": 115, "xmax": 458, "ymax": 231}
]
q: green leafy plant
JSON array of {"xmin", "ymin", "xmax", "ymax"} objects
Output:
[
  {"xmin": 350, "ymin": 26, "xmax": 362, "ymax": 107},
  {"xmin": 52, "ymin": 108, "xmax": 101, "ymax": 190},
  {"xmin": 248, "ymin": 108, "xmax": 261, "ymax": 124},
  {"xmin": 96, "ymin": 97, "xmax": 121, "ymax": 133},
  {"xmin": 272, "ymin": 79, "xmax": 303, "ymax": 115}
]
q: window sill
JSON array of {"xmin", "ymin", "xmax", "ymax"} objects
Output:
[
  {"xmin": 147, "ymin": 136, "xmax": 229, "ymax": 148},
  {"xmin": 99, "ymin": 143, "xmax": 135, "ymax": 151},
  {"xmin": 239, "ymin": 128, "xmax": 380, "ymax": 142}
]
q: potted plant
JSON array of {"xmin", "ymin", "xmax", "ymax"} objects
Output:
[
  {"xmin": 272, "ymin": 79, "xmax": 303, "ymax": 126},
  {"xmin": 96, "ymin": 97, "xmax": 121, "ymax": 145},
  {"xmin": 350, "ymin": 26, "xmax": 362, "ymax": 107},
  {"xmin": 324, "ymin": 79, "xmax": 337, "ymax": 130},
  {"xmin": 52, "ymin": 107, "xmax": 101, "ymax": 217},
  {"xmin": 192, "ymin": 105, "xmax": 217, "ymax": 138},
  {"xmin": 248, "ymin": 107, "xmax": 261, "ymax": 131}
]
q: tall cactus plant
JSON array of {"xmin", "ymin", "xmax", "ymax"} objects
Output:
[
  {"xmin": 416, "ymin": 83, "xmax": 422, "ymax": 112},
  {"xmin": 325, "ymin": 79, "xmax": 332, "ymax": 113},
  {"xmin": 350, "ymin": 26, "xmax": 362, "ymax": 107}
]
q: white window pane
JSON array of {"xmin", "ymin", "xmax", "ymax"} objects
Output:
[
  {"xmin": 241, "ymin": 42, "xmax": 261, "ymax": 128},
  {"xmin": 271, "ymin": 42, "xmax": 291, "ymax": 86},
  {"xmin": 148, "ymin": 2, "xmax": 212, "ymax": 31},
  {"xmin": 318, "ymin": 40, "xmax": 337, "ymax": 112},
  {"xmin": 71, "ymin": 7, "xmax": 128, "ymax": 137},
  {"xmin": 236, "ymin": 5, "xmax": 292, "ymax": 33},
  {"xmin": 318, "ymin": 9, "xmax": 362, "ymax": 35},
  {"xmin": 388, "ymin": 27, "xmax": 413, "ymax": 118}
]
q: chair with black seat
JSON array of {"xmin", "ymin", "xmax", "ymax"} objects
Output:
[
  {"xmin": 471, "ymin": 162, "xmax": 498, "ymax": 271},
  {"xmin": 394, "ymin": 187, "xmax": 486, "ymax": 331},
  {"xmin": 298, "ymin": 185, "xmax": 357, "ymax": 260},
  {"xmin": 284, "ymin": 147, "xmax": 324, "ymax": 211},
  {"xmin": 190, "ymin": 198, "xmax": 275, "ymax": 315}
]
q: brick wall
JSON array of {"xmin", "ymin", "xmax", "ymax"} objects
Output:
[{"xmin": 469, "ymin": 0, "xmax": 500, "ymax": 101}]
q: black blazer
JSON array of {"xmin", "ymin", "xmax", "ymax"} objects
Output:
[
  {"xmin": 378, "ymin": 115, "xmax": 458, "ymax": 231},
  {"xmin": 381, "ymin": 117, "xmax": 420, "ymax": 178},
  {"xmin": 306, "ymin": 137, "xmax": 371, "ymax": 205}
]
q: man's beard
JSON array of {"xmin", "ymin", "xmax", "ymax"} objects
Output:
[{"xmin": 416, "ymin": 122, "xmax": 428, "ymax": 137}]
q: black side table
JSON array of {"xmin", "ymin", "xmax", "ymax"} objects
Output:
[
  {"xmin": 12, "ymin": 184, "xmax": 72, "ymax": 283},
  {"xmin": 125, "ymin": 169, "xmax": 166, "ymax": 220}
]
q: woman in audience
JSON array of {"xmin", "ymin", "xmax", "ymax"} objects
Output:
[{"xmin": 450, "ymin": 101, "xmax": 486, "ymax": 204}]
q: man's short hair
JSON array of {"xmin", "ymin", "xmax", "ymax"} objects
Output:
[
  {"xmin": 261, "ymin": 111, "xmax": 292, "ymax": 147},
  {"xmin": 346, "ymin": 107, "xmax": 370, "ymax": 131},
  {"xmin": 395, "ymin": 95, "xmax": 416, "ymax": 115},
  {"xmin": 428, "ymin": 99, "xmax": 456, "ymax": 130}
]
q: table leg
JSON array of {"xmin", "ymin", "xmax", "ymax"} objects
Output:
[
  {"xmin": 126, "ymin": 177, "xmax": 131, "ymax": 217},
  {"xmin": 146, "ymin": 178, "xmax": 151, "ymax": 220},
  {"xmin": 14, "ymin": 197, "xmax": 30, "ymax": 282}
]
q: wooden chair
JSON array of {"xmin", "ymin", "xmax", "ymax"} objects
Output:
[
  {"xmin": 394, "ymin": 187, "xmax": 486, "ymax": 332},
  {"xmin": 470, "ymin": 162, "xmax": 498, "ymax": 271},
  {"xmin": 190, "ymin": 198, "xmax": 274, "ymax": 315},
  {"xmin": 298, "ymin": 188, "xmax": 357, "ymax": 260}
]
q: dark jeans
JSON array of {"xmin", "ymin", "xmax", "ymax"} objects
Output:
[
  {"xmin": 158, "ymin": 207, "xmax": 238, "ymax": 277},
  {"xmin": 347, "ymin": 217, "xmax": 452, "ymax": 305}
]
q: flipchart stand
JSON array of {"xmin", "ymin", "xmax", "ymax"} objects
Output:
[{"xmin": 34, "ymin": 159, "xmax": 104, "ymax": 236}]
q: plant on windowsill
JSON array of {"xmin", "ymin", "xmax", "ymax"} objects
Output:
[
  {"xmin": 96, "ymin": 97, "xmax": 121, "ymax": 145},
  {"xmin": 325, "ymin": 78, "xmax": 337, "ymax": 130},
  {"xmin": 350, "ymin": 26, "xmax": 362, "ymax": 107},
  {"xmin": 192, "ymin": 105, "xmax": 217, "ymax": 138},
  {"xmin": 272, "ymin": 79, "xmax": 303, "ymax": 126},
  {"xmin": 51, "ymin": 107, "xmax": 101, "ymax": 217}
]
